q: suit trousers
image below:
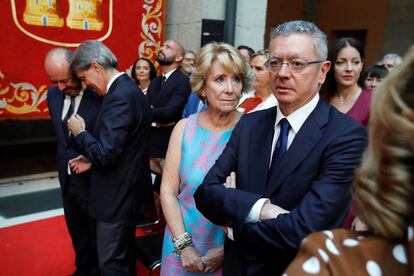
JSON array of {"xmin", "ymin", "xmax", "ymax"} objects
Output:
[
  {"xmin": 62, "ymin": 175, "xmax": 99, "ymax": 276},
  {"xmin": 96, "ymin": 220, "xmax": 136, "ymax": 276}
]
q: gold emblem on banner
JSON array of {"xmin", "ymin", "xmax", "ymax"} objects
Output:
[
  {"xmin": 66, "ymin": 0, "xmax": 104, "ymax": 31},
  {"xmin": 23, "ymin": 0, "xmax": 64, "ymax": 27},
  {"xmin": 11, "ymin": 0, "xmax": 112, "ymax": 47}
]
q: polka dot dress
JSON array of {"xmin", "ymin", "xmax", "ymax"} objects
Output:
[{"xmin": 284, "ymin": 224, "xmax": 414, "ymax": 275}]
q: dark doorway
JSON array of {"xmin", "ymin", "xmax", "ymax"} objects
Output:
[{"xmin": 201, "ymin": 19, "xmax": 225, "ymax": 46}]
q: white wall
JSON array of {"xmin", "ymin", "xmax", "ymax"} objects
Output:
[
  {"xmin": 164, "ymin": 0, "xmax": 202, "ymax": 52},
  {"xmin": 234, "ymin": 0, "xmax": 267, "ymax": 51},
  {"xmin": 383, "ymin": 0, "xmax": 414, "ymax": 56},
  {"xmin": 165, "ymin": 0, "xmax": 267, "ymax": 52}
]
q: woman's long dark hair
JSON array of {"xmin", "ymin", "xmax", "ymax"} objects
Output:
[
  {"xmin": 131, "ymin": 57, "xmax": 157, "ymax": 85},
  {"xmin": 321, "ymin": 37, "xmax": 365, "ymax": 101}
]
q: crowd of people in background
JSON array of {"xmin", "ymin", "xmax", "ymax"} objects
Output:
[{"xmin": 43, "ymin": 18, "xmax": 412, "ymax": 276}]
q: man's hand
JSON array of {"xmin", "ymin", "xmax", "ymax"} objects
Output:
[
  {"xmin": 201, "ymin": 247, "xmax": 224, "ymax": 273},
  {"xmin": 67, "ymin": 114, "xmax": 85, "ymax": 136},
  {"xmin": 259, "ymin": 202, "xmax": 289, "ymax": 220},
  {"xmin": 69, "ymin": 155, "xmax": 91, "ymax": 174},
  {"xmin": 223, "ymin": 171, "xmax": 236, "ymax": 188}
]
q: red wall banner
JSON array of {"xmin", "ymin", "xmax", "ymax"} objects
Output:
[{"xmin": 0, "ymin": 0, "xmax": 165, "ymax": 120}]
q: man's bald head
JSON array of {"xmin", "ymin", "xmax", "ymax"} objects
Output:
[
  {"xmin": 156, "ymin": 39, "xmax": 185, "ymax": 68},
  {"xmin": 44, "ymin": 48, "xmax": 72, "ymax": 72},
  {"xmin": 44, "ymin": 48, "xmax": 80, "ymax": 96}
]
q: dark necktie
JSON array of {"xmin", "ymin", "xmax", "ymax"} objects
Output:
[
  {"xmin": 161, "ymin": 75, "xmax": 166, "ymax": 88},
  {"xmin": 62, "ymin": 96, "xmax": 75, "ymax": 138},
  {"xmin": 270, "ymin": 118, "xmax": 290, "ymax": 169}
]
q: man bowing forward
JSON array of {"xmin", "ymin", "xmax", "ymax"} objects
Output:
[{"xmin": 68, "ymin": 40, "xmax": 152, "ymax": 275}]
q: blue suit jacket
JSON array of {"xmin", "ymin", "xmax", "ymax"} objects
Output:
[
  {"xmin": 75, "ymin": 74, "xmax": 152, "ymax": 222},
  {"xmin": 182, "ymin": 91, "xmax": 206, "ymax": 118},
  {"xmin": 194, "ymin": 99, "xmax": 367, "ymax": 275},
  {"xmin": 47, "ymin": 87, "xmax": 102, "ymax": 197}
]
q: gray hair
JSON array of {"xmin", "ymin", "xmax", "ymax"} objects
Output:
[
  {"xmin": 71, "ymin": 40, "xmax": 118, "ymax": 72},
  {"xmin": 271, "ymin": 20, "xmax": 328, "ymax": 61},
  {"xmin": 185, "ymin": 50, "xmax": 196, "ymax": 56},
  {"xmin": 383, "ymin": 53, "xmax": 403, "ymax": 65}
]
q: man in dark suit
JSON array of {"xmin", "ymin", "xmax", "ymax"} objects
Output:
[
  {"xmin": 194, "ymin": 20, "xmax": 368, "ymax": 275},
  {"xmin": 44, "ymin": 48, "xmax": 101, "ymax": 276},
  {"xmin": 67, "ymin": 40, "xmax": 152, "ymax": 275},
  {"xmin": 147, "ymin": 39, "xmax": 191, "ymax": 174}
]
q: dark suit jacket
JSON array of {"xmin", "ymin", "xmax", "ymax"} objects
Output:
[
  {"xmin": 47, "ymin": 87, "xmax": 102, "ymax": 199},
  {"xmin": 147, "ymin": 68, "xmax": 191, "ymax": 157},
  {"xmin": 194, "ymin": 99, "xmax": 368, "ymax": 275},
  {"xmin": 75, "ymin": 74, "xmax": 152, "ymax": 223}
]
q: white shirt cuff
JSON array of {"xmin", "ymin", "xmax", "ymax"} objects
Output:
[
  {"xmin": 227, "ymin": 227, "xmax": 234, "ymax": 241},
  {"xmin": 246, "ymin": 198, "xmax": 270, "ymax": 223}
]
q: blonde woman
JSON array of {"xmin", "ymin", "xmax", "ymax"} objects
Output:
[
  {"xmin": 160, "ymin": 42, "xmax": 251, "ymax": 275},
  {"xmin": 285, "ymin": 45, "xmax": 414, "ymax": 276}
]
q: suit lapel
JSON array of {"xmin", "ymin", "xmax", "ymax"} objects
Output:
[
  {"xmin": 155, "ymin": 69, "xmax": 180, "ymax": 105},
  {"xmin": 154, "ymin": 76, "xmax": 164, "ymax": 104},
  {"xmin": 107, "ymin": 73, "xmax": 126, "ymax": 95},
  {"xmin": 264, "ymin": 99, "xmax": 329, "ymax": 197},
  {"xmin": 76, "ymin": 90, "xmax": 93, "ymax": 118},
  {"xmin": 67, "ymin": 89, "xmax": 95, "ymax": 145},
  {"xmin": 248, "ymin": 107, "xmax": 277, "ymax": 194},
  {"xmin": 51, "ymin": 91, "xmax": 68, "ymax": 146}
]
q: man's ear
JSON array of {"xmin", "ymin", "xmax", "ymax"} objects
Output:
[
  {"xmin": 90, "ymin": 61, "xmax": 101, "ymax": 71},
  {"xmin": 175, "ymin": 54, "xmax": 184, "ymax": 64},
  {"xmin": 318, "ymin": 61, "xmax": 331, "ymax": 86}
]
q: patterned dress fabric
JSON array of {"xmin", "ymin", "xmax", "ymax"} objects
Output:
[
  {"xmin": 285, "ymin": 223, "xmax": 414, "ymax": 275},
  {"xmin": 161, "ymin": 113, "xmax": 233, "ymax": 276}
]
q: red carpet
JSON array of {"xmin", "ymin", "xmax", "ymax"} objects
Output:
[{"xmin": 0, "ymin": 215, "xmax": 158, "ymax": 275}]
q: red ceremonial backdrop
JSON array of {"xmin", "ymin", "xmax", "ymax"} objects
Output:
[{"xmin": 0, "ymin": 0, "xmax": 165, "ymax": 120}]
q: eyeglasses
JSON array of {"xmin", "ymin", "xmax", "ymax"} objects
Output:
[{"xmin": 265, "ymin": 58, "xmax": 323, "ymax": 73}]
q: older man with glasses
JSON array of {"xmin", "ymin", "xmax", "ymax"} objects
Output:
[{"xmin": 195, "ymin": 20, "xmax": 368, "ymax": 275}]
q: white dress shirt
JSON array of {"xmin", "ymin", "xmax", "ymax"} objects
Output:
[
  {"xmin": 61, "ymin": 90, "xmax": 84, "ymax": 121},
  {"xmin": 246, "ymin": 93, "xmax": 320, "ymax": 223},
  {"xmin": 162, "ymin": 68, "xmax": 177, "ymax": 81}
]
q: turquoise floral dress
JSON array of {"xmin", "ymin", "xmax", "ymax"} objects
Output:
[{"xmin": 161, "ymin": 113, "xmax": 233, "ymax": 276}]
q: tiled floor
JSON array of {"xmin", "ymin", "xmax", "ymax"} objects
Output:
[{"xmin": 0, "ymin": 172, "xmax": 63, "ymax": 228}]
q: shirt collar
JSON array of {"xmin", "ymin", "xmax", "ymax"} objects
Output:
[
  {"xmin": 275, "ymin": 93, "xmax": 319, "ymax": 133},
  {"xmin": 106, "ymin": 72, "xmax": 125, "ymax": 93},
  {"xmin": 163, "ymin": 68, "xmax": 177, "ymax": 81},
  {"xmin": 65, "ymin": 89, "xmax": 84, "ymax": 99}
]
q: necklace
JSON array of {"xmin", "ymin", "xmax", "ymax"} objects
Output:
[{"xmin": 337, "ymin": 94, "xmax": 344, "ymax": 105}]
